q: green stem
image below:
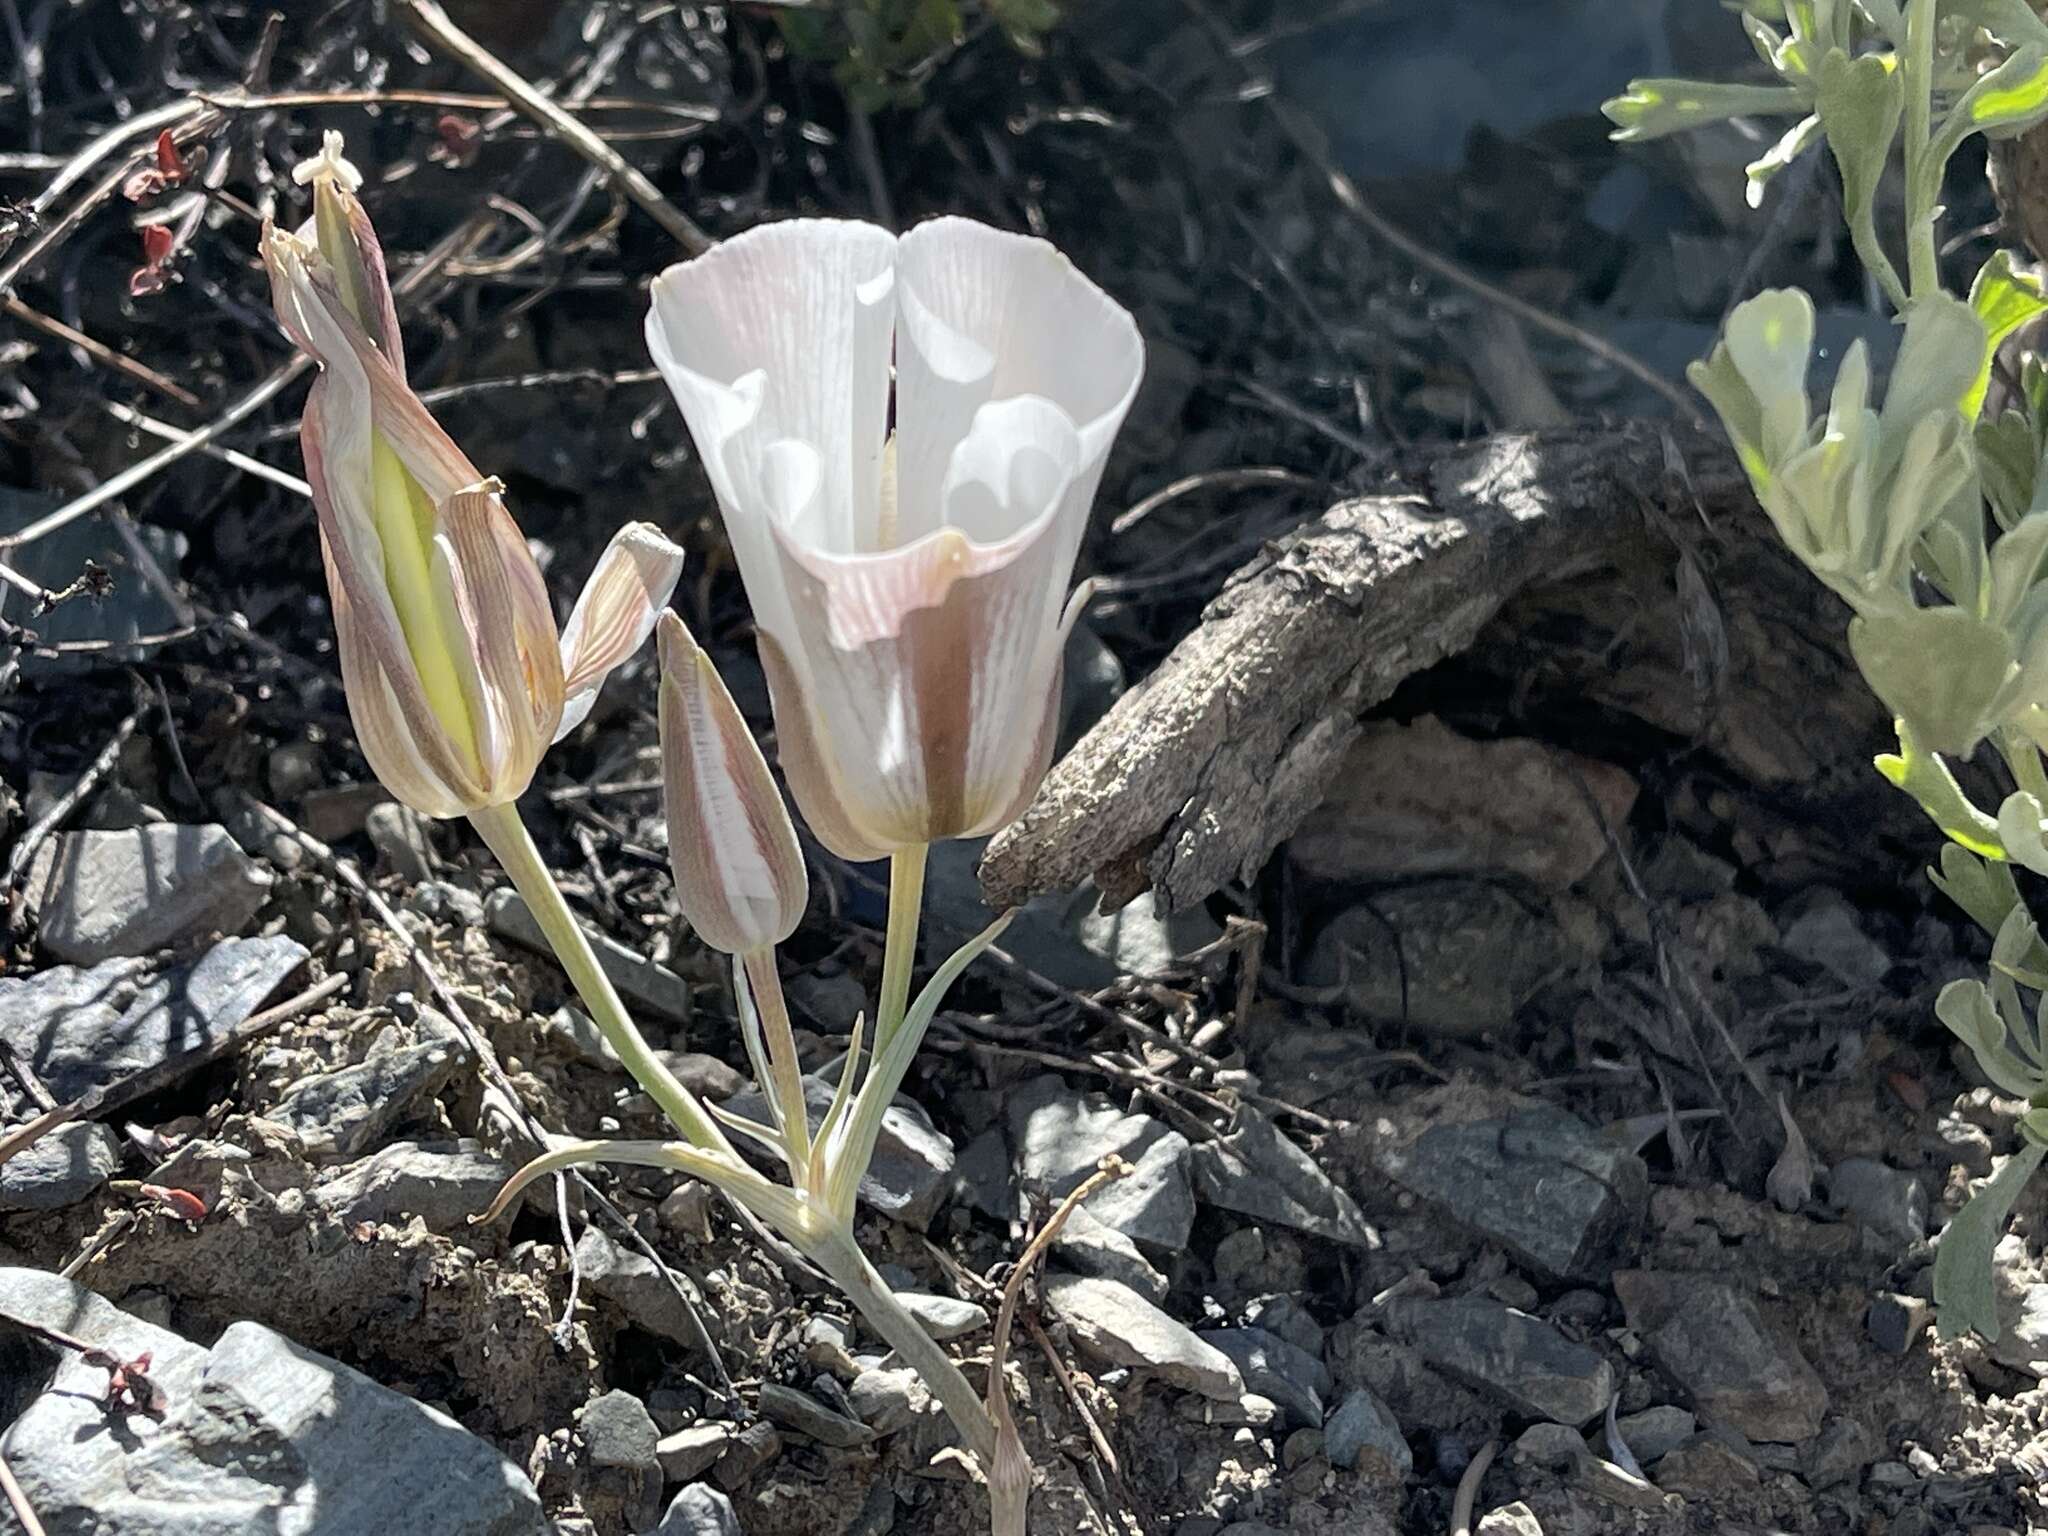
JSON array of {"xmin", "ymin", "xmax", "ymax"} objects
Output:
[
  {"xmin": 810, "ymin": 1222, "xmax": 996, "ymax": 1464},
  {"xmin": 874, "ymin": 842, "xmax": 928, "ymax": 1053},
  {"xmin": 1903, "ymin": 0, "xmax": 1940, "ymax": 300},
  {"xmin": 469, "ymin": 801, "xmax": 729, "ymax": 1154},
  {"xmin": 742, "ymin": 947, "xmax": 811, "ymax": 1166}
]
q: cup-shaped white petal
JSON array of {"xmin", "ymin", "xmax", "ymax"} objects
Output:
[{"xmin": 658, "ymin": 612, "xmax": 809, "ymax": 954}]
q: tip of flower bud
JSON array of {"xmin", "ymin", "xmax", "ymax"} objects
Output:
[{"xmin": 293, "ymin": 129, "xmax": 363, "ymax": 193}]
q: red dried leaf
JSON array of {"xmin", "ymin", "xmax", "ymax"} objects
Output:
[
  {"xmin": 154, "ymin": 130, "xmax": 186, "ymax": 182},
  {"xmin": 139, "ymin": 1183, "xmax": 208, "ymax": 1220}
]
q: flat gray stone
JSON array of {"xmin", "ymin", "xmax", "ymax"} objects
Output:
[
  {"xmin": 583, "ymin": 1389, "xmax": 660, "ymax": 1471},
  {"xmin": 655, "ymin": 1424, "xmax": 731, "ymax": 1482},
  {"xmin": 28, "ymin": 824, "xmax": 272, "ymax": 963},
  {"xmin": 314, "ymin": 1140, "xmax": 521, "ymax": 1231},
  {"xmin": 725, "ymin": 1076, "xmax": 953, "ymax": 1228},
  {"xmin": 1050, "ymin": 1204, "xmax": 1169, "ymax": 1302},
  {"xmin": 1197, "ymin": 1327, "xmax": 1330, "ymax": 1428},
  {"xmin": 1189, "ymin": 1105, "xmax": 1376, "ymax": 1248},
  {"xmin": 1042, "ymin": 1272, "xmax": 1243, "ymax": 1401},
  {"xmin": 1475, "ymin": 1503, "xmax": 1544, "ymax": 1536},
  {"xmin": 1381, "ymin": 1109, "xmax": 1647, "ymax": 1281},
  {"xmin": 0, "ymin": 1268, "xmax": 547, "ymax": 1535},
  {"xmin": 1781, "ymin": 899, "xmax": 1890, "ymax": 987},
  {"xmin": 848, "ymin": 1366, "xmax": 932, "ymax": 1435},
  {"xmin": 652, "ymin": 1484, "xmax": 742, "ymax": 1536},
  {"xmin": 896, "ymin": 1292, "xmax": 987, "ymax": 1342},
  {"xmin": 486, "ymin": 889, "xmax": 690, "ymax": 1023},
  {"xmin": 1324, "ymin": 1388, "xmax": 1411, "ymax": 1479},
  {"xmin": 1385, "ymin": 1296, "xmax": 1613, "ymax": 1426},
  {"xmin": 757, "ymin": 1383, "xmax": 872, "ymax": 1447},
  {"xmin": 269, "ymin": 1042, "xmax": 458, "ymax": 1161},
  {"xmin": 574, "ymin": 1227, "xmax": 704, "ymax": 1348},
  {"xmin": 0, "ymin": 935, "xmax": 307, "ymax": 1102},
  {"xmin": 1613, "ymin": 1405, "xmax": 1694, "ymax": 1464},
  {"xmin": 1613, "ymin": 1271, "xmax": 1827, "ymax": 1442},
  {"xmin": 1008, "ymin": 1074, "xmax": 1194, "ymax": 1251},
  {"xmin": 0, "ymin": 1122, "xmax": 122, "ymax": 1211}
]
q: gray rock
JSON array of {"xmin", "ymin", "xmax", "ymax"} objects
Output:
[
  {"xmin": 757, "ymin": 1383, "xmax": 872, "ymax": 1448},
  {"xmin": 1781, "ymin": 899, "xmax": 1891, "ymax": 987},
  {"xmin": 1300, "ymin": 883, "xmax": 1594, "ymax": 1037},
  {"xmin": 1382, "ymin": 1109, "xmax": 1647, "ymax": 1282},
  {"xmin": 0, "ymin": 1268, "xmax": 547, "ymax": 1535},
  {"xmin": 1804, "ymin": 1415, "xmax": 1877, "ymax": 1490},
  {"xmin": 1189, "ymin": 1105, "xmax": 1376, "ymax": 1248},
  {"xmin": 1654, "ymin": 1433, "xmax": 1759, "ymax": 1496},
  {"xmin": 314, "ymin": 1140, "xmax": 519, "ymax": 1230},
  {"xmin": 1829, "ymin": 1158, "xmax": 1928, "ymax": 1249},
  {"xmin": 269, "ymin": 1042, "xmax": 458, "ymax": 1160},
  {"xmin": 655, "ymin": 1424, "xmax": 732, "ymax": 1482},
  {"xmin": 1175, "ymin": 1392, "xmax": 1281, "ymax": 1429},
  {"xmin": 0, "ymin": 935, "xmax": 307, "ymax": 1102},
  {"xmin": 1576, "ymin": 1454, "xmax": 1674, "ymax": 1511},
  {"xmin": 1242, "ymin": 1294, "xmax": 1324, "ymax": 1357},
  {"xmin": 408, "ymin": 880, "xmax": 486, "ymax": 927},
  {"xmin": 1042, "ymin": 1272, "xmax": 1243, "ymax": 1401},
  {"xmin": 1475, "ymin": 1503, "xmax": 1544, "ymax": 1536},
  {"xmin": 895, "ymin": 1292, "xmax": 987, "ymax": 1342},
  {"xmin": 574, "ymin": 1227, "xmax": 705, "ymax": 1349},
  {"xmin": 725, "ymin": 1076, "xmax": 953, "ymax": 1228},
  {"xmin": 1197, "ymin": 1327, "xmax": 1330, "ymax": 1428},
  {"xmin": 1385, "ymin": 1296, "xmax": 1613, "ymax": 1425},
  {"xmin": 365, "ymin": 802, "xmax": 434, "ymax": 883},
  {"xmin": 1613, "ymin": 1405, "xmax": 1694, "ymax": 1464},
  {"xmin": 1289, "ymin": 719, "xmax": 1638, "ymax": 890},
  {"xmin": 487, "ymin": 888, "xmax": 691, "ymax": 1023},
  {"xmin": 1051, "ymin": 1204, "xmax": 1169, "ymax": 1302},
  {"xmin": 953, "ymin": 1125, "xmax": 1015, "ymax": 1219},
  {"xmin": 1513, "ymin": 1423, "xmax": 1586, "ymax": 1468},
  {"xmin": 1324, "ymin": 1388, "xmax": 1411, "ymax": 1479},
  {"xmin": 1613, "ymin": 1271, "xmax": 1828, "ymax": 1442},
  {"xmin": 1008, "ymin": 1074, "xmax": 1194, "ymax": 1251},
  {"xmin": 0, "ymin": 1122, "xmax": 121, "ymax": 1211},
  {"xmin": 801, "ymin": 1317, "xmax": 861, "ymax": 1379},
  {"xmin": 27, "ymin": 824, "xmax": 272, "ymax": 963},
  {"xmin": 651, "ymin": 1485, "xmax": 741, "ymax": 1536},
  {"xmin": 583, "ymin": 1389, "xmax": 660, "ymax": 1471},
  {"xmin": 1866, "ymin": 1292, "xmax": 1934, "ymax": 1355},
  {"xmin": 848, "ymin": 1367, "xmax": 932, "ymax": 1435}
]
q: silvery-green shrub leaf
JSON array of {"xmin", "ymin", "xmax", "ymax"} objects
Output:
[
  {"xmin": 1947, "ymin": 44, "xmax": 2048, "ymax": 142},
  {"xmin": 1965, "ymin": 251, "xmax": 2048, "ymax": 420},
  {"xmin": 1917, "ymin": 479, "xmax": 1990, "ymax": 608},
  {"xmin": 1852, "ymin": 0, "xmax": 1901, "ymax": 41},
  {"xmin": 1992, "ymin": 902, "xmax": 2048, "ymax": 989},
  {"xmin": 1689, "ymin": 345, "xmax": 1774, "ymax": 492},
  {"xmin": 1930, "ymin": 842, "xmax": 2025, "ymax": 935},
  {"xmin": 1849, "ymin": 606, "xmax": 2013, "ymax": 755},
  {"xmin": 1817, "ymin": 49, "xmax": 1906, "ymax": 302},
  {"xmin": 1987, "ymin": 513, "xmax": 2048, "ymax": 625},
  {"xmin": 1935, "ymin": 1134, "xmax": 2048, "ymax": 1341},
  {"xmin": 1978, "ymin": 411, "xmax": 2039, "ymax": 529},
  {"xmin": 1602, "ymin": 78, "xmax": 1809, "ymax": 141},
  {"xmin": 1880, "ymin": 294, "xmax": 1989, "ymax": 439},
  {"xmin": 2001, "ymin": 790, "xmax": 2048, "ymax": 875},
  {"xmin": 1952, "ymin": 0, "xmax": 2048, "ymax": 52},
  {"xmin": 1874, "ymin": 413, "xmax": 1974, "ymax": 584},
  {"xmin": 1746, "ymin": 114, "xmax": 1825, "ymax": 207},
  {"xmin": 1725, "ymin": 288, "xmax": 1817, "ymax": 466},
  {"xmin": 1936, "ymin": 976, "xmax": 2045, "ymax": 1097}
]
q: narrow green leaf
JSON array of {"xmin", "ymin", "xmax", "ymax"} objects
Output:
[
  {"xmin": 1880, "ymin": 294, "xmax": 1990, "ymax": 437},
  {"xmin": 1816, "ymin": 48, "xmax": 1905, "ymax": 303},
  {"xmin": 1965, "ymin": 251, "xmax": 2048, "ymax": 419},
  {"xmin": 1928, "ymin": 841, "xmax": 2023, "ymax": 932},
  {"xmin": 1935, "ymin": 1136, "xmax": 2048, "ymax": 1341}
]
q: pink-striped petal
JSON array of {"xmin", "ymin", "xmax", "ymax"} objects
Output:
[{"xmin": 556, "ymin": 522, "xmax": 687, "ymax": 741}]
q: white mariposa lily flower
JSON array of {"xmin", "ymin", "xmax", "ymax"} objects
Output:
[
  {"xmin": 265, "ymin": 133, "xmax": 685, "ymax": 818},
  {"xmin": 644, "ymin": 217, "xmax": 1144, "ymax": 859}
]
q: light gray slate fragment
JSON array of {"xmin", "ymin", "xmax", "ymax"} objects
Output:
[
  {"xmin": 725, "ymin": 1076, "xmax": 953, "ymax": 1228},
  {"xmin": 1197, "ymin": 1327, "xmax": 1330, "ymax": 1428},
  {"xmin": 0, "ymin": 935, "xmax": 307, "ymax": 1102},
  {"xmin": 0, "ymin": 1122, "xmax": 122, "ymax": 1211},
  {"xmin": 1385, "ymin": 1296, "xmax": 1613, "ymax": 1426},
  {"xmin": 269, "ymin": 1042, "xmax": 457, "ymax": 1161},
  {"xmin": 1380, "ymin": 1109, "xmax": 1648, "ymax": 1281},
  {"xmin": 313, "ymin": 1139, "xmax": 521, "ymax": 1230},
  {"xmin": 1612, "ymin": 1271, "xmax": 1828, "ymax": 1442},
  {"xmin": 1042, "ymin": 1272, "xmax": 1243, "ymax": 1401},
  {"xmin": 486, "ymin": 889, "xmax": 691, "ymax": 1023},
  {"xmin": 1324, "ymin": 1388, "xmax": 1411, "ymax": 1479},
  {"xmin": 574, "ymin": 1227, "xmax": 705, "ymax": 1348},
  {"xmin": 0, "ymin": 1267, "xmax": 548, "ymax": 1535},
  {"xmin": 1008, "ymin": 1074, "xmax": 1194, "ymax": 1250},
  {"xmin": 1188, "ymin": 1105, "xmax": 1376, "ymax": 1248},
  {"xmin": 651, "ymin": 1484, "xmax": 742, "ymax": 1536},
  {"xmin": 28, "ymin": 824, "xmax": 272, "ymax": 963}
]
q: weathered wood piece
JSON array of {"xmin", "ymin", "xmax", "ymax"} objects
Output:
[{"xmin": 979, "ymin": 425, "xmax": 1872, "ymax": 915}]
